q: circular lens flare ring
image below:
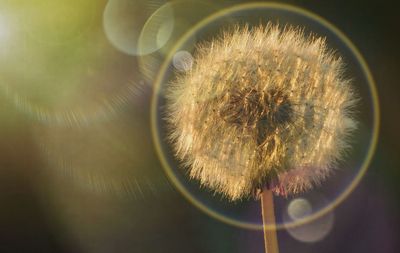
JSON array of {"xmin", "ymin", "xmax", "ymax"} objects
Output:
[{"xmin": 151, "ymin": 2, "xmax": 379, "ymax": 230}]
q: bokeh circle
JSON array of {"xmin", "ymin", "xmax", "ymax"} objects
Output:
[
  {"xmin": 283, "ymin": 196, "xmax": 335, "ymax": 242},
  {"xmin": 151, "ymin": 2, "xmax": 379, "ymax": 230},
  {"xmin": 103, "ymin": 0, "xmax": 169, "ymax": 56},
  {"xmin": 137, "ymin": 0, "xmax": 221, "ymax": 82}
]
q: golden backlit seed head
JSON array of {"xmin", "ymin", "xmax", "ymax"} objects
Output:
[{"xmin": 166, "ymin": 23, "xmax": 358, "ymax": 201}]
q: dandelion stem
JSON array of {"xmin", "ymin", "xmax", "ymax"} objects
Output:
[{"xmin": 261, "ymin": 189, "xmax": 279, "ymax": 253}]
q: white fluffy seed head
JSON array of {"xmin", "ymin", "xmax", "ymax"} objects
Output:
[{"xmin": 165, "ymin": 23, "xmax": 358, "ymax": 201}]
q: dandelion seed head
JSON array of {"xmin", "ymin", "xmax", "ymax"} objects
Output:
[{"xmin": 166, "ymin": 23, "xmax": 357, "ymax": 201}]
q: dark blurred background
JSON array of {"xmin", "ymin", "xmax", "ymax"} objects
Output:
[{"xmin": 0, "ymin": 0, "xmax": 398, "ymax": 252}]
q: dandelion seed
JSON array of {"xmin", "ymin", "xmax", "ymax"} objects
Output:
[{"xmin": 165, "ymin": 23, "xmax": 357, "ymax": 201}]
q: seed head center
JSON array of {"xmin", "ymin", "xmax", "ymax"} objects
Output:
[{"xmin": 219, "ymin": 88, "xmax": 292, "ymax": 146}]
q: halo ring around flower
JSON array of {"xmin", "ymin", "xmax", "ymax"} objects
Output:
[{"xmin": 151, "ymin": 2, "xmax": 379, "ymax": 230}]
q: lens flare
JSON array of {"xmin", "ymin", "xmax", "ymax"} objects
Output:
[
  {"xmin": 0, "ymin": 1, "xmax": 146, "ymax": 126},
  {"xmin": 172, "ymin": 51, "xmax": 194, "ymax": 72},
  {"xmin": 151, "ymin": 3, "xmax": 379, "ymax": 230},
  {"xmin": 137, "ymin": 2, "xmax": 175, "ymax": 55},
  {"xmin": 287, "ymin": 199, "xmax": 312, "ymax": 220},
  {"xmin": 35, "ymin": 119, "xmax": 171, "ymax": 199},
  {"xmin": 138, "ymin": 0, "xmax": 220, "ymax": 82},
  {"xmin": 103, "ymin": 0, "xmax": 168, "ymax": 55},
  {"xmin": 284, "ymin": 197, "xmax": 334, "ymax": 242}
]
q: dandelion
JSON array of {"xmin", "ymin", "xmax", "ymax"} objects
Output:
[{"xmin": 165, "ymin": 23, "xmax": 357, "ymax": 201}]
